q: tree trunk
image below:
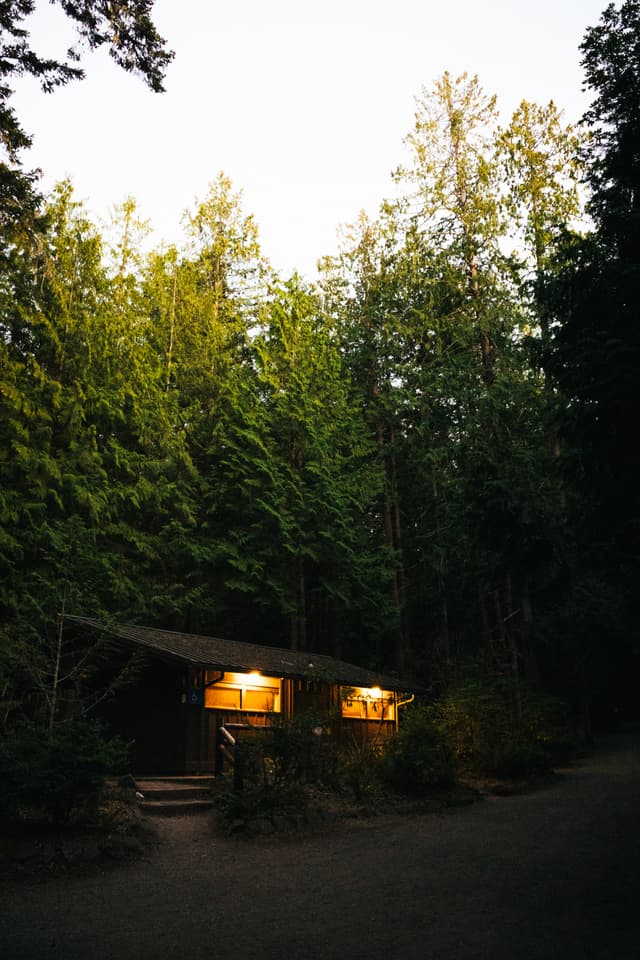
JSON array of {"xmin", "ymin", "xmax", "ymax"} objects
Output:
[
  {"xmin": 165, "ymin": 268, "xmax": 177, "ymax": 391},
  {"xmin": 521, "ymin": 576, "xmax": 540, "ymax": 684},
  {"xmin": 289, "ymin": 555, "xmax": 307, "ymax": 652},
  {"xmin": 377, "ymin": 423, "xmax": 407, "ymax": 672},
  {"xmin": 503, "ymin": 572, "xmax": 522, "ymax": 719},
  {"xmin": 432, "ymin": 477, "xmax": 450, "ymax": 661}
]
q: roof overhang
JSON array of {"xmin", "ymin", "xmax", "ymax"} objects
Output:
[{"xmin": 64, "ymin": 616, "xmax": 426, "ymax": 694}]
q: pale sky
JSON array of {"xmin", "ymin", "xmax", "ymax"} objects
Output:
[{"xmin": 12, "ymin": 0, "xmax": 608, "ymax": 280}]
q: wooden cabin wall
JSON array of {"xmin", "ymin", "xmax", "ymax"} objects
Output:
[
  {"xmin": 104, "ymin": 662, "xmax": 402, "ymax": 775},
  {"xmin": 335, "ymin": 717, "xmax": 396, "ymax": 750},
  {"xmin": 101, "ymin": 658, "xmax": 189, "ymax": 774},
  {"xmin": 292, "ymin": 678, "xmax": 334, "ymax": 717}
]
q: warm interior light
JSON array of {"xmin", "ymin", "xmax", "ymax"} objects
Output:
[
  {"xmin": 340, "ymin": 685, "xmax": 396, "ymax": 720},
  {"xmin": 204, "ymin": 670, "xmax": 282, "ymax": 713},
  {"xmin": 225, "ymin": 670, "xmax": 278, "ymax": 688}
]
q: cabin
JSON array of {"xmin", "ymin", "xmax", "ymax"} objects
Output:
[{"xmin": 66, "ymin": 616, "xmax": 420, "ymax": 775}]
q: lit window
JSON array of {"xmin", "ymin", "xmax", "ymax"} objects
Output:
[
  {"xmin": 204, "ymin": 671, "xmax": 281, "ymax": 713},
  {"xmin": 340, "ymin": 686, "xmax": 396, "ymax": 720}
]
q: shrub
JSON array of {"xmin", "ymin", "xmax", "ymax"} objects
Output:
[
  {"xmin": 0, "ymin": 718, "xmax": 129, "ymax": 826},
  {"xmin": 215, "ymin": 712, "xmax": 336, "ymax": 827},
  {"xmin": 436, "ymin": 675, "xmax": 577, "ymax": 779},
  {"xmin": 490, "ymin": 738, "xmax": 550, "ymax": 779},
  {"xmin": 337, "ymin": 741, "xmax": 383, "ymax": 802},
  {"xmin": 215, "ymin": 776, "xmax": 307, "ymax": 826},
  {"xmin": 379, "ymin": 703, "xmax": 454, "ymax": 795},
  {"xmin": 265, "ymin": 712, "xmax": 336, "ymax": 787}
]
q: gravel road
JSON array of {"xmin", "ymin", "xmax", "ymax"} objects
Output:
[{"xmin": 2, "ymin": 735, "xmax": 639, "ymax": 960}]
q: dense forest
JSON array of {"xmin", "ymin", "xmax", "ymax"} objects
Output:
[{"xmin": 1, "ymin": 0, "xmax": 639, "ymax": 764}]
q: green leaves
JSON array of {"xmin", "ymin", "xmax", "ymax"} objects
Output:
[
  {"xmin": 197, "ymin": 276, "xmax": 385, "ymax": 653},
  {"xmin": 0, "ymin": 38, "xmax": 631, "ymax": 743},
  {"xmin": 498, "ymin": 99, "xmax": 584, "ymax": 277}
]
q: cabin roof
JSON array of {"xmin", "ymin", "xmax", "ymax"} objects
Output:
[{"xmin": 65, "ymin": 616, "xmax": 422, "ymax": 693}]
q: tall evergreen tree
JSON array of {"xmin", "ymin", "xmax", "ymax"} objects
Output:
[
  {"xmin": 0, "ymin": 183, "xmax": 193, "ymax": 729},
  {"xmin": 540, "ymin": 0, "xmax": 640, "ymax": 721},
  {"xmin": 544, "ymin": 0, "xmax": 640, "ymax": 561},
  {"xmin": 498, "ymin": 99, "xmax": 584, "ymax": 283},
  {"xmin": 201, "ymin": 276, "xmax": 389, "ymax": 661}
]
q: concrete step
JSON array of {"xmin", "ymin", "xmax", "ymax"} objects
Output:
[
  {"xmin": 134, "ymin": 776, "xmax": 214, "ymax": 787},
  {"xmin": 138, "ymin": 798, "xmax": 214, "ymax": 817},
  {"xmin": 135, "ymin": 781, "xmax": 214, "ymax": 802},
  {"xmin": 133, "ymin": 776, "xmax": 215, "ymax": 816}
]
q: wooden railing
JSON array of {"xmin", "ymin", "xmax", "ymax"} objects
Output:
[{"xmin": 217, "ymin": 722, "xmax": 272, "ymax": 791}]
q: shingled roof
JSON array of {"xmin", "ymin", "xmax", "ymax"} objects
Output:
[{"xmin": 65, "ymin": 616, "xmax": 420, "ymax": 693}]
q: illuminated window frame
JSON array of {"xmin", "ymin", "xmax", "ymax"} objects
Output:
[
  {"xmin": 340, "ymin": 686, "xmax": 396, "ymax": 721},
  {"xmin": 204, "ymin": 671, "xmax": 282, "ymax": 713}
]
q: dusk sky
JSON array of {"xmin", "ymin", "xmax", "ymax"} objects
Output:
[{"xmin": 14, "ymin": 0, "xmax": 607, "ymax": 278}]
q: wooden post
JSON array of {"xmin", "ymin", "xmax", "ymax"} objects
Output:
[
  {"xmin": 233, "ymin": 741, "xmax": 243, "ymax": 793},
  {"xmin": 198, "ymin": 669, "xmax": 207, "ymax": 773},
  {"xmin": 214, "ymin": 713, "xmax": 224, "ymax": 777}
]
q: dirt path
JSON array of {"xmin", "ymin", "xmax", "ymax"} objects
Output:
[{"xmin": 2, "ymin": 735, "xmax": 639, "ymax": 960}]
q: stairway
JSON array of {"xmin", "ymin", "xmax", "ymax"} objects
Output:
[{"xmin": 134, "ymin": 776, "xmax": 215, "ymax": 816}]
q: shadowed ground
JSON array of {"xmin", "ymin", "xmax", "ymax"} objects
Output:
[{"xmin": 1, "ymin": 735, "xmax": 639, "ymax": 960}]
